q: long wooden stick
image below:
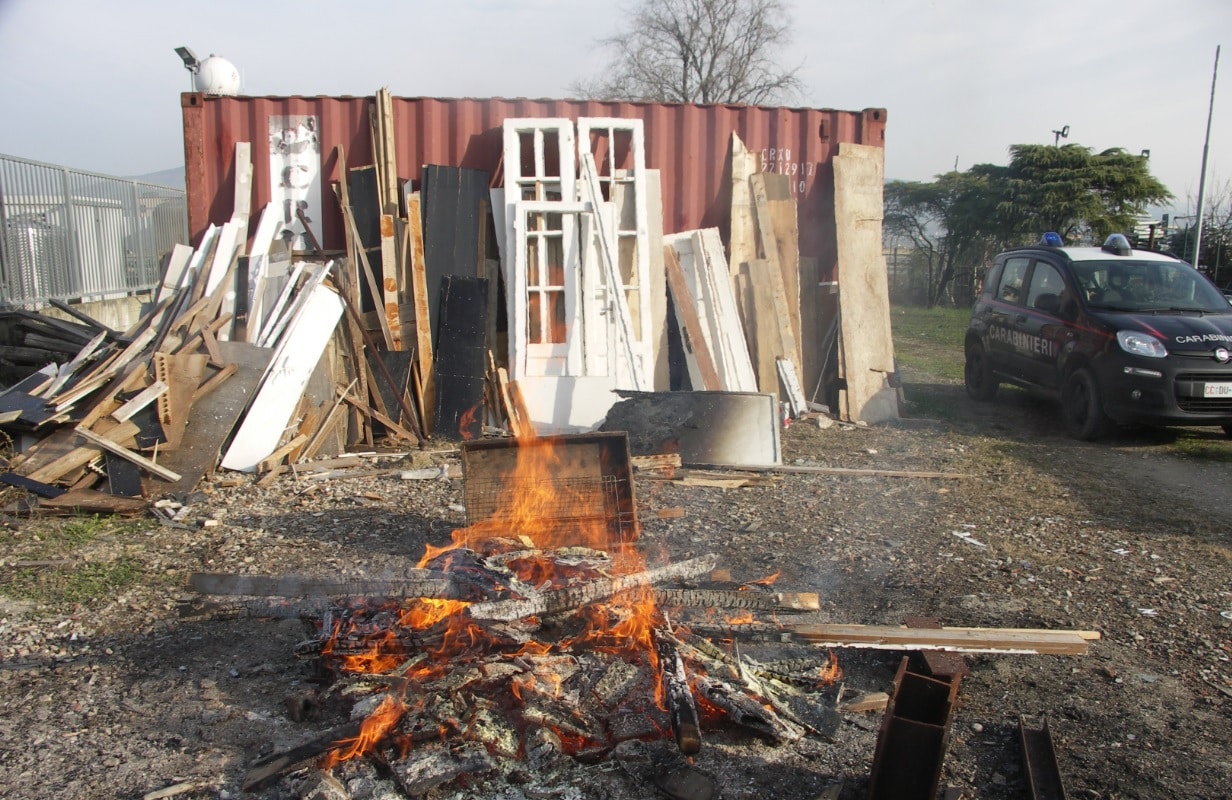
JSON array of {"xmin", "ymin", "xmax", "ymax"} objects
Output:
[{"xmin": 776, "ymin": 623, "xmax": 1094, "ymax": 656}]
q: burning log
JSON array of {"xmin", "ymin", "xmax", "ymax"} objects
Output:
[
  {"xmin": 466, "ymin": 553, "xmax": 719, "ymax": 622},
  {"xmin": 241, "ymin": 722, "xmax": 364, "ymax": 791},
  {"xmin": 653, "ymin": 588, "xmax": 819, "ymax": 612},
  {"xmin": 654, "ymin": 629, "xmax": 702, "ymax": 755},
  {"xmin": 693, "ymin": 673, "xmax": 804, "ymax": 743}
]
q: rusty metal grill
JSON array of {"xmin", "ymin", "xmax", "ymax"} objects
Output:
[
  {"xmin": 461, "ymin": 432, "xmax": 640, "ymax": 549},
  {"xmin": 465, "ymin": 473, "xmax": 638, "ymax": 543}
]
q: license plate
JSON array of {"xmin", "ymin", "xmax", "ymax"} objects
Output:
[{"xmin": 1203, "ymin": 382, "xmax": 1232, "ymax": 398}]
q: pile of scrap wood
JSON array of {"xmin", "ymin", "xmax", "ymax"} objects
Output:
[{"xmin": 0, "ymin": 103, "xmax": 536, "ymax": 514}]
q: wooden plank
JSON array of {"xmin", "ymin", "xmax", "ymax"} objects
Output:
[
  {"xmin": 110, "ymin": 381, "xmax": 168, "ymax": 423},
  {"xmin": 834, "ymin": 143, "xmax": 899, "ymax": 424},
  {"xmin": 342, "ymin": 393, "xmax": 420, "ymax": 444},
  {"xmin": 406, "ymin": 192, "xmax": 433, "ymax": 433},
  {"xmin": 644, "ymin": 169, "xmax": 670, "ymax": 391},
  {"xmin": 256, "ymin": 434, "xmax": 309, "ymax": 474},
  {"xmin": 745, "ymin": 259, "xmax": 782, "ymax": 400},
  {"xmin": 38, "ymin": 488, "xmax": 147, "ymax": 516},
  {"xmin": 759, "ymin": 172, "xmax": 802, "ymax": 371},
  {"xmin": 728, "ymin": 133, "xmax": 760, "ymax": 280},
  {"xmin": 506, "ymin": 378, "xmax": 534, "ymax": 439},
  {"xmin": 154, "ymin": 243, "xmax": 194, "ymax": 306},
  {"xmin": 494, "ymin": 367, "xmax": 524, "ymax": 439},
  {"xmin": 220, "ymin": 283, "xmax": 344, "ymax": 472},
  {"xmin": 663, "ymin": 245, "xmax": 720, "ymax": 391},
  {"xmin": 777, "ymin": 357, "xmax": 808, "ymax": 417},
  {"xmin": 785, "ymin": 623, "xmax": 1092, "ymax": 656},
  {"xmin": 691, "ymin": 229, "xmax": 756, "ymax": 391},
  {"xmin": 380, "ymin": 214, "xmax": 402, "ymax": 350},
  {"xmin": 191, "ymin": 363, "xmax": 236, "ymax": 404},
  {"xmin": 342, "ymin": 205, "xmax": 396, "ymax": 350},
  {"xmin": 245, "ymin": 203, "xmax": 281, "ymax": 341},
  {"xmin": 75, "ymin": 427, "xmax": 182, "ymax": 483},
  {"xmin": 159, "ymin": 352, "xmax": 208, "ymax": 452},
  {"xmin": 298, "ymin": 380, "xmax": 354, "ymax": 462},
  {"xmin": 749, "ymin": 173, "xmax": 800, "ymax": 375}
]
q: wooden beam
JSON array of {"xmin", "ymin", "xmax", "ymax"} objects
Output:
[
  {"xmin": 406, "ymin": 193, "xmax": 434, "ymax": 432},
  {"xmin": 785, "ymin": 623, "xmax": 1094, "ymax": 655},
  {"xmin": 380, "ymin": 214, "xmax": 402, "ymax": 350}
]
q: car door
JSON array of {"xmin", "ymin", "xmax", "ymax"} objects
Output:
[
  {"xmin": 1018, "ymin": 259, "xmax": 1071, "ymax": 388},
  {"xmin": 985, "ymin": 256, "xmax": 1031, "ymax": 379}
]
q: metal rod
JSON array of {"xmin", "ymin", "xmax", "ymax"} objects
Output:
[{"xmin": 1192, "ymin": 45, "xmax": 1221, "ymax": 267}]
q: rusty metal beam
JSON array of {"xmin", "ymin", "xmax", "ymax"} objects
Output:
[{"xmin": 1020, "ymin": 717, "xmax": 1069, "ymax": 800}]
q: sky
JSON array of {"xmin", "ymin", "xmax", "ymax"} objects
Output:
[{"xmin": 0, "ymin": 0, "xmax": 1228, "ymax": 215}]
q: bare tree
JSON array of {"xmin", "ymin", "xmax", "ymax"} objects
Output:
[{"xmin": 572, "ymin": 0, "xmax": 803, "ymax": 105}]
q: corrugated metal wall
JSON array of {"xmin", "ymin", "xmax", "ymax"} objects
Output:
[{"xmin": 181, "ymin": 94, "xmax": 886, "ymax": 285}]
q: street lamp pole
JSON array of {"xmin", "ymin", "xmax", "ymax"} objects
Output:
[
  {"xmin": 1192, "ymin": 45, "xmax": 1221, "ymax": 266},
  {"xmin": 1051, "ymin": 125, "xmax": 1070, "ymax": 146}
]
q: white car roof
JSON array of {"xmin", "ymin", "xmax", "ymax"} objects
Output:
[{"xmin": 1059, "ymin": 246, "xmax": 1185, "ymax": 264}]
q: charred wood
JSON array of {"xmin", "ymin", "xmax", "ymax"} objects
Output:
[
  {"xmin": 467, "ymin": 553, "xmax": 718, "ymax": 622},
  {"xmin": 389, "ymin": 744, "xmax": 494, "ymax": 797},
  {"xmin": 242, "ymin": 721, "xmax": 363, "ymax": 791},
  {"xmin": 692, "ymin": 673, "xmax": 804, "ymax": 743},
  {"xmin": 654, "ymin": 588, "xmax": 819, "ymax": 612},
  {"xmin": 655, "ymin": 630, "xmax": 702, "ymax": 756}
]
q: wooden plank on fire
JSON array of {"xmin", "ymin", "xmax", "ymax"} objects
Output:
[
  {"xmin": 783, "ymin": 623, "xmax": 1096, "ymax": 656},
  {"xmin": 654, "ymin": 588, "xmax": 819, "ymax": 612},
  {"xmin": 466, "ymin": 553, "xmax": 719, "ymax": 622}
]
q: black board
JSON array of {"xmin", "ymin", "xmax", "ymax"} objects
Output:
[
  {"xmin": 433, "ymin": 276, "xmax": 488, "ymax": 442},
  {"xmin": 421, "ymin": 165, "xmax": 490, "ymax": 344}
]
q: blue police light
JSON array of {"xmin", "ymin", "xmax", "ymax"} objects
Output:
[
  {"xmin": 1102, "ymin": 233, "xmax": 1133, "ymax": 256},
  {"xmin": 1040, "ymin": 232, "xmax": 1064, "ymax": 247}
]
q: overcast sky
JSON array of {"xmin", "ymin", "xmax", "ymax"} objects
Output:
[{"xmin": 0, "ymin": 0, "xmax": 1227, "ymax": 213}]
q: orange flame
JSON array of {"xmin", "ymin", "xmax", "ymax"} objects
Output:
[
  {"xmin": 742, "ymin": 571, "xmax": 781, "ymax": 588},
  {"xmin": 320, "ymin": 695, "xmax": 406, "ymax": 768},
  {"xmin": 458, "ymin": 402, "xmax": 483, "ymax": 441}
]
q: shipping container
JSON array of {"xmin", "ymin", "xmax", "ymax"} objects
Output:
[{"xmin": 181, "ymin": 93, "xmax": 886, "ymax": 284}]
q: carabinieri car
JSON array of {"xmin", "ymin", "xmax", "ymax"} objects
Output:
[{"xmin": 965, "ymin": 233, "xmax": 1232, "ymax": 440}]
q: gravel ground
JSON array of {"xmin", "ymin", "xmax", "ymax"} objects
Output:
[{"xmin": 1, "ymin": 379, "xmax": 1230, "ymax": 800}]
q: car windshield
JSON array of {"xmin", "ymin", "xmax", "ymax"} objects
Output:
[{"xmin": 1073, "ymin": 259, "xmax": 1230, "ymax": 313}]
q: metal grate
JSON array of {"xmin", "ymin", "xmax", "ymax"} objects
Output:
[
  {"xmin": 460, "ymin": 432, "xmax": 640, "ymax": 549},
  {"xmin": 465, "ymin": 473, "xmax": 639, "ymax": 543}
]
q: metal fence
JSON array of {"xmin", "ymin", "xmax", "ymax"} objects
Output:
[{"xmin": 0, "ymin": 154, "xmax": 187, "ymax": 309}]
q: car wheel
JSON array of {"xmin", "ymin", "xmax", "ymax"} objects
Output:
[
  {"xmin": 1062, "ymin": 368, "xmax": 1111, "ymax": 440},
  {"xmin": 964, "ymin": 343, "xmax": 998, "ymax": 401}
]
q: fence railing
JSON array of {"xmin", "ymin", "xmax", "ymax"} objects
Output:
[{"xmin": 0, "ymin": 154, "xmax": 187, "ymax": 309}]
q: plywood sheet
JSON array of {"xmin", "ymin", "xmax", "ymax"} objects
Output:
[{"xmin": 834, "ymin": 143, "xmax": 899, "ymax": 424}]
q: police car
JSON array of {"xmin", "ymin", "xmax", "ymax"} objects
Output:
[{"xmin": 964, "ymin": 233, "xmax": 1232, "ymax": 439}]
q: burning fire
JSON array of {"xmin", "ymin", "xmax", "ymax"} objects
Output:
[{"xmin": 309, "ymin": 435, "xmax": 839, "ymax": 773}]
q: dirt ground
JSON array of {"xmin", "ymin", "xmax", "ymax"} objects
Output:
[{"xmin": 1, "ymin": 376, "xmax": 1231, "ymax": 800}]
